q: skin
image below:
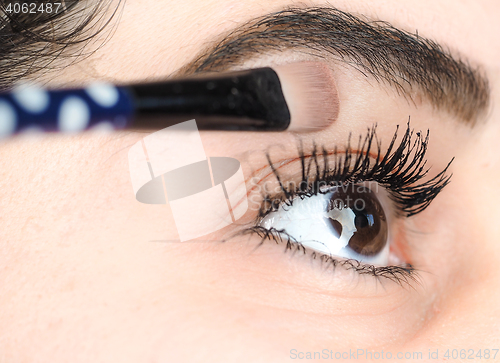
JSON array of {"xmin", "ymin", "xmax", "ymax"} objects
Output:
[{"xmin": 1, "ymin": 0, "xmax": 499, "ymax": 361}]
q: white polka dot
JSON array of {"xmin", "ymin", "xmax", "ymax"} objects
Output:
[
  {"xmin": 58, "ymin": 97, "xmax": 90, "ymax": 133},
  {"xmin": 85, "ymin": 83, "xmax": 119, "ymax": 108},
  {"xmin": 12, "ymin": 84, "xmax": 49, "ymax": 113},
  {"xmin": 20, "ymin": 125, "xmax": 44, "ymax": 134},
  {"xmin": 90, "ymin": 121, "xmax": 115, "ymax": 134},
  {"xmin": 0, "ymin": 100, "xmax": 17, "ymax": 137},
  {"xmin": 18, "ymin": 126, "xmax": 45, "ymax": 142}
]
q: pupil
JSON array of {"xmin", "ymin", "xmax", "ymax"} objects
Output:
[
  {"xmin": 354, "ymin": 213, "xmax": 370, "ymax": 229},
  {"xmin": 327, "ymin": 185, "xmax": 388, "ymax": 256}
]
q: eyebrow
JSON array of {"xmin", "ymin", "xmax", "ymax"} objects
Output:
[{"xmin": 178, "ymin": 7, "xmax": 490, "ymax": 125}]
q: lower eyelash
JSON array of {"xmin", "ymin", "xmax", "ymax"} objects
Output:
[{"xmin": 239, "ymin": 225, "xmax": 420, "ymax": 287}]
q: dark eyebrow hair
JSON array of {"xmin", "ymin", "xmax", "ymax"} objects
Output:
[{"xmin": 179, "ymin": 7, "xmax": 490, "ymax": 125}]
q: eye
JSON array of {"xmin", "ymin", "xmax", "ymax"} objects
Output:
[
  {"xmin": 260, "ymin": 184, "xmax": 391, "ymax": 265},
  {"xmin": 240, "ymin": 124, "xmax": 452, "ymax": 283}
]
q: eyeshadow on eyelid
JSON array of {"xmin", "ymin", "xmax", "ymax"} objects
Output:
[{"xmin": 179, "ymin": 7, "xmax": 490, "ymax": 124}]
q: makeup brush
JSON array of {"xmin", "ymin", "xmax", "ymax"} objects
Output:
[{"xmin": 0, "ymin": 62, "xmax": 339, "ymax": 136}]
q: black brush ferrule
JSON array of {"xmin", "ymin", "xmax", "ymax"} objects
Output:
[{"xmin": 127, "ymin": 67, "xmax": 291, "ymax": 131}]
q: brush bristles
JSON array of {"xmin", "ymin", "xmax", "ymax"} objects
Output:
[{"xmin": 274, "ymin": 62, "xmax": 339, "ymax": 132}]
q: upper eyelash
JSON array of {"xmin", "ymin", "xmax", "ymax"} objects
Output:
[{"xmin": 259, "ymin": 121, "xmax": 454, "ymax": 218}]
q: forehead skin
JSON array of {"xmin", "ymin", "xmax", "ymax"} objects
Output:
[{"xmin": 1, "ymin": 0, "xmax": 500, "ymax": 362}]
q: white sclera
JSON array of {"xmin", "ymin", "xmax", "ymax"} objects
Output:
[
  {"xmin": 260, "ymin": 192, "xmax": 390, "ymax": 265},
  {"xmin": 261, "ymin": 193, "xmax": 349, "ymax": 256},
  {"xmin": 58, "ymin": 97, "xmax": 90, "ymax": 133},
  {"xmin": 0, "ymin": 100, "xmax": 17, "ymax": 137},
  {"xmin": 85, "ymin": 83, "xmax": 119, "ymax": 108},
  {"xmin": 12, "ymin": 84, "xmax": 50, "ymax": 113}
]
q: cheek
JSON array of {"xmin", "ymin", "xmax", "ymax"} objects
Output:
[{"xmin": 165, "ymin": 236, "xmax": 440, "ymax": 349}]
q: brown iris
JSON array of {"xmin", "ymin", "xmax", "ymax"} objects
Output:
[{"xmin": 327, "ymin": 185, "xmax": 388, "ymax": 256}]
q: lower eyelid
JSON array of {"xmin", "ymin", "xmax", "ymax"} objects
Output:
[
  {"xmin": 233, "ymin": 180, "xmax": 419, "ymax": 287},
  {"xmin": 235, "ymin": 224, "xmax": 419, "ymax": 286}
]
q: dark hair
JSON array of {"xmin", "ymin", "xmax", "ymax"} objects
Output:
[{"xmin": 0, "ymin": 0, "xmax": 122, "ymax": 90}]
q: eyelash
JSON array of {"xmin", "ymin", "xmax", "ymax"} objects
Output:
[
  {"xmin": 261, "ymin": 122, "xmax": 454, "ymax": 218},
  {"xmin": 236, "ymin": 122, "xmax": 453, "ymax": 285}
]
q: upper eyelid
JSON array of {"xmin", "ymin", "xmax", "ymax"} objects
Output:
[
  {"xmin": 245, "ymin": 147, "xmax": 383, "ymax": 188},
  {"xmin": 245, "ymin": 148, "xmax": 394, "ymax": 205}
]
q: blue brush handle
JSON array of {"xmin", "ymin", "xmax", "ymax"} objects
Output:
[
  {"xmin": 0, "ymin": 83, "xmax": 134, "ymax": 137},
  {"xmin": 0, "ymin": 67, "xmax": 291, "ymax": 135}
]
